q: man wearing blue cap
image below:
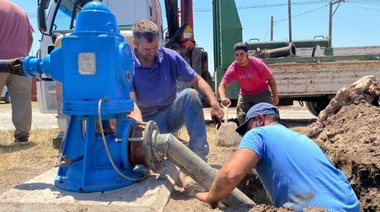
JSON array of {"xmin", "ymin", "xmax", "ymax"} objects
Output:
[{"xmin": 196, "ymin": 103, "xmax": 360, "ymax": 211}]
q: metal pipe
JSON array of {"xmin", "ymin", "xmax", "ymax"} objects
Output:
[
  {"xmin": 255, "ymin": 42, "xmax": 296, "ymax": 58},
  {"xmin": 144, "ymin": 124, "xmax": 255, "ymax": 207},
  {"xmin": 246, "ymin": 38, "xmax": 330, "ymax": 50}
]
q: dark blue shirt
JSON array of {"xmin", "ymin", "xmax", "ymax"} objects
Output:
[{"xmin": 131, "ymin": 47, "xmax": 197, "ymax": 118}]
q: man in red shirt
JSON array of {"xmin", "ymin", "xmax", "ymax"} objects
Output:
[
  {"xmin": 218, "ymin": 42, "xmax": 279, "ymax": 125},
  {"xmin": 0, "ymin": 0, "xmax": 34, "ymax": 145}
]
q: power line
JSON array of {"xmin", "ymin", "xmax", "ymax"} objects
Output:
[
  {"xmin": 194, "ymin": 0, "xmax": 331, "ymax": 12},
  {"xmin": 236, "ymin": 0, "xmax": 331, "ymax": 10},
  {"xmin": 346, "ymin": 0, "xmax": 380, "ymax": 5},
  {"xmin": 26, "ymin": 1, "xmax": 380, "ymax": 19},
  {"xmin": 274, "ymin": 4, "xmax": 328, "ymax": 22},
  {"xmin": 346, "ymin": 3, "xmax": 380, "ymax": 11}
]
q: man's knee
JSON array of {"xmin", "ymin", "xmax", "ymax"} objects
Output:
[
  {"xmin": 179, "ymin": 89, "xmax": 202, "ymax": 107},
  {"xmin": 184, "ymin": 88, "xmax": 201, "ymax": 100}
]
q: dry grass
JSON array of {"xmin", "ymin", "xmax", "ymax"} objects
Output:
[
  {"xmin": 0, "ymin": 128, "xmax": 59, "ymax": 165},
  {"xmin": 0, "ymin": 128, "xmax": 59, "ymax": 193}
]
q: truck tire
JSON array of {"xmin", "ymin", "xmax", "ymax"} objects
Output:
[
  {"xmin": 4, "ymin": 92, "xmax": 10, "ymax": 103},
  {"xmin": 305, "ymin": 99, "xmax": 329, "ymax": 117}
]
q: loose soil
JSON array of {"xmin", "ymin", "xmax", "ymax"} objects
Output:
[{"xmin": 1, "ymin": 76, "xmax": 379, "ymax": 211}]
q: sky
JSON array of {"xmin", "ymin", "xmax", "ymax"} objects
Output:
[{"xmin": 9, "ymin": 0, "xmax": 380, "ymax": 73}]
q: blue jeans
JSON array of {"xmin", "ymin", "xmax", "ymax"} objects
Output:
[{"xmin": 143, "ymin": 88, "xmax": 209, "ymax": 160}]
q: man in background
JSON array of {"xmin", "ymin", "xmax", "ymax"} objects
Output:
[
  {"xmin": 0, "ymin": 0, "xmax": 34, "ymax": 145},
  {"xmin": 218, "ymin": 42, "xmax": 279, "ymax": 125}
]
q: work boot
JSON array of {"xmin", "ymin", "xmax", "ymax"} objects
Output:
[{"xmin": 14, "ymin": 136, "xmax": 29, "ymax": 146}]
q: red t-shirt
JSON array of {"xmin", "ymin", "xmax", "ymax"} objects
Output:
[
  {"xmin": 221, "ymin": 56, "xmax": 273, "ymax": 95},
  {"xmin": 0, "ymin": 0, "xmax": 34, "ymax": 59}
]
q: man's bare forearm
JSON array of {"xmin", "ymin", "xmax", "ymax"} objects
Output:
[
  {"xmin": 205, "ymin": 171, "xmax": 241, "ymax": 202},
  {"xmin": 218, "ymin": 83, "xmax": 227, "ymax": 100},
  {"xmin": 192, "ymin": 75, "xmax": 218, "ymax": 107}
]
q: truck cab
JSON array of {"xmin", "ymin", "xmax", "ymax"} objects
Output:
[{"xmin": 38, "ymin": 0, "xmax": 162, "ymax": 58}]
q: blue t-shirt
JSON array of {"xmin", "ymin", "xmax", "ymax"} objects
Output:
[
  {"xmin": 131, "ymin": 47, "xmax": 197, "ymax": 118},
  {"xmin": 238, "ymin": 124, "xmax": 360, "ymax": 212}
]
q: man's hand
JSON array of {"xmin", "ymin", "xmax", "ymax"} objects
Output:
[
  {"xmin": 210, "ymin": 103, "xmax": 224, "ymax": 129},
  {"xmin": 272, "ymin": 95, "xmax": 279, "ymax": 106},
  {"xmin": 220, "ymin": 97, "xmax": 231, "ymax": 107},
  {"xmin": 9, "ymin": 58, "xmax": 26, "ymax": 76},
  {"xmin": 195, "ymin": 192, "xmax": 218, "ymax": 209}
]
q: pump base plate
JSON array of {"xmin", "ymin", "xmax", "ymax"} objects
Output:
[{"xmin": 0, "ymin": 160, "xmax": 179, "ymax": 212}]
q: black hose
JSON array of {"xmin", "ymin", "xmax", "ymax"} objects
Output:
[
  {"xmin": 0, "ymin": 60, "xmax": 11, "ymax": 73},
  {"xmin": 0, "ymin": 58, "xmax": 26, "ymax": 76}
]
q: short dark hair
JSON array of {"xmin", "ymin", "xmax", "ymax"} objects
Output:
[
  {"xmin": 132, "ymin": 20, "xmax": 160, "ymax": 44},
  {"xmin": 264, "ymin": 114, "xmax": 280, "ymax": 123},
  {"xmin": 233, "ymin": 42, "xmax": 248, "ymax": 52}
]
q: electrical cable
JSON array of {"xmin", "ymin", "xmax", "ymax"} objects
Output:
[{"xmin": 97, "ymin": 98, "xmax": 153, "ymax": 181}]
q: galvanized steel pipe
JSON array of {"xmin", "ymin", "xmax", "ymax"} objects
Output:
[{"xmin": 142, "ymin": 121, "xmax": 255, "ymax": 207}]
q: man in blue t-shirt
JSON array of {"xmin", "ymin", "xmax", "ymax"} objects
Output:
[
  {"xmin": 129, "ymin": 20, "xmax": 224, "ymax": 161},
  {"xmin": 196, "ymin": 102, "xmax": 360, "ymax": 211}
]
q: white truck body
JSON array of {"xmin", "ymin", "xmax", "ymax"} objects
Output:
[
  {"xmin": 37, "ymin": 0, "xmax": 163, "ymax": 132},
  {"xmin": 38, "ymin": 0, "xmax": 162, "ymax": 113},
  {"xmin": 270, "ymin": 46, "xmax": 380, "ymax": 97},
  {"xmin": 260, "ymin": 45, "xmax": 380, "ymax": 115}
]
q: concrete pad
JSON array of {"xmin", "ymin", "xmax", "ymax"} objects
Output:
[{"xmin": 0, "ymin": 160, "xmax": 179, "ymax": 212}]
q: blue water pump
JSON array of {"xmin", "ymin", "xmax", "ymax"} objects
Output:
[{"xmin": 21, "ymin": 2, "xmax": 145, "ymax": 192}]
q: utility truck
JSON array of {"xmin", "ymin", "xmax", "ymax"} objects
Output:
[
  {"xmin": 213, "ymin": 0, "xmax": 380, "ymax": 116},
  {"xmin": 36, "ymin": 0, "xmax": 211, "ymax": 139}
]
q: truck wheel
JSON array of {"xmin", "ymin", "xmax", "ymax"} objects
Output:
[
  {"xmin": 4, "ymin": 92, "xmax": 10, "ymax": 103},
  {"xmin": 305, "ymin": 100, "xmax": 329, "ymax": 117}
]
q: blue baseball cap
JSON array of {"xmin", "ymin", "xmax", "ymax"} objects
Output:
[{"xmin": 235, "ymin": 102, "xmax": 280, "ymax": 135}]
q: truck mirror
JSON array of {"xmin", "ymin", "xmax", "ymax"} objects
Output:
[
  {"xmin": 37, "ymin": 6, "xmax": 47, "ymax": 32},
  {"xmin": 38, "ymin": 0, "xmax": 50, "ymax": 9}
]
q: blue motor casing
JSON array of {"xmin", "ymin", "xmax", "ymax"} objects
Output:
[{"xmin": 22, "ymin": 1, "xmax": 141, "ymax": 192}]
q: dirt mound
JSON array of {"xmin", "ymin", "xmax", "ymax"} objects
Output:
[{"xmin": 308, "ymin": 76, "xmax": 380, "ymax": 211}]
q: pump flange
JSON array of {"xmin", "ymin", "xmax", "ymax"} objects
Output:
[{"xmin": 143, "ymin": 121, "xmax": 162, "ymax": 172}]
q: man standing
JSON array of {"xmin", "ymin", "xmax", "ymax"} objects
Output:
[
  {"xmin": 0, "ymin": 0, "xmax": 34, "ymax": 145},
  {"xmin": 218, "ymin": 42, "xmax": 279, "ymax": 125},
  {"xmin": 130, "ymin": 20, "xmax": 223, "ymax": 161},
  {"xmin": 196, "ymin": 103, "xmax": 359, "ymax": 211}
]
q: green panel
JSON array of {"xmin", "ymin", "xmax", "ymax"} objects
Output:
[
  {"xmin": 213, "ymin": 0, "xmax": 242, "ymax": 70},
  {"xmin": 324, "ymin": 47, "xmax": 333, "ymax": 56},
  {"xmin": 213, "ymin": 0, "xmax": 242, "ymax": 100}
]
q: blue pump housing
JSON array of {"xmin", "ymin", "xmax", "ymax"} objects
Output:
[{"xmin": 22, "ymin": 1, "xmax": 142, "ymax": 192}]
